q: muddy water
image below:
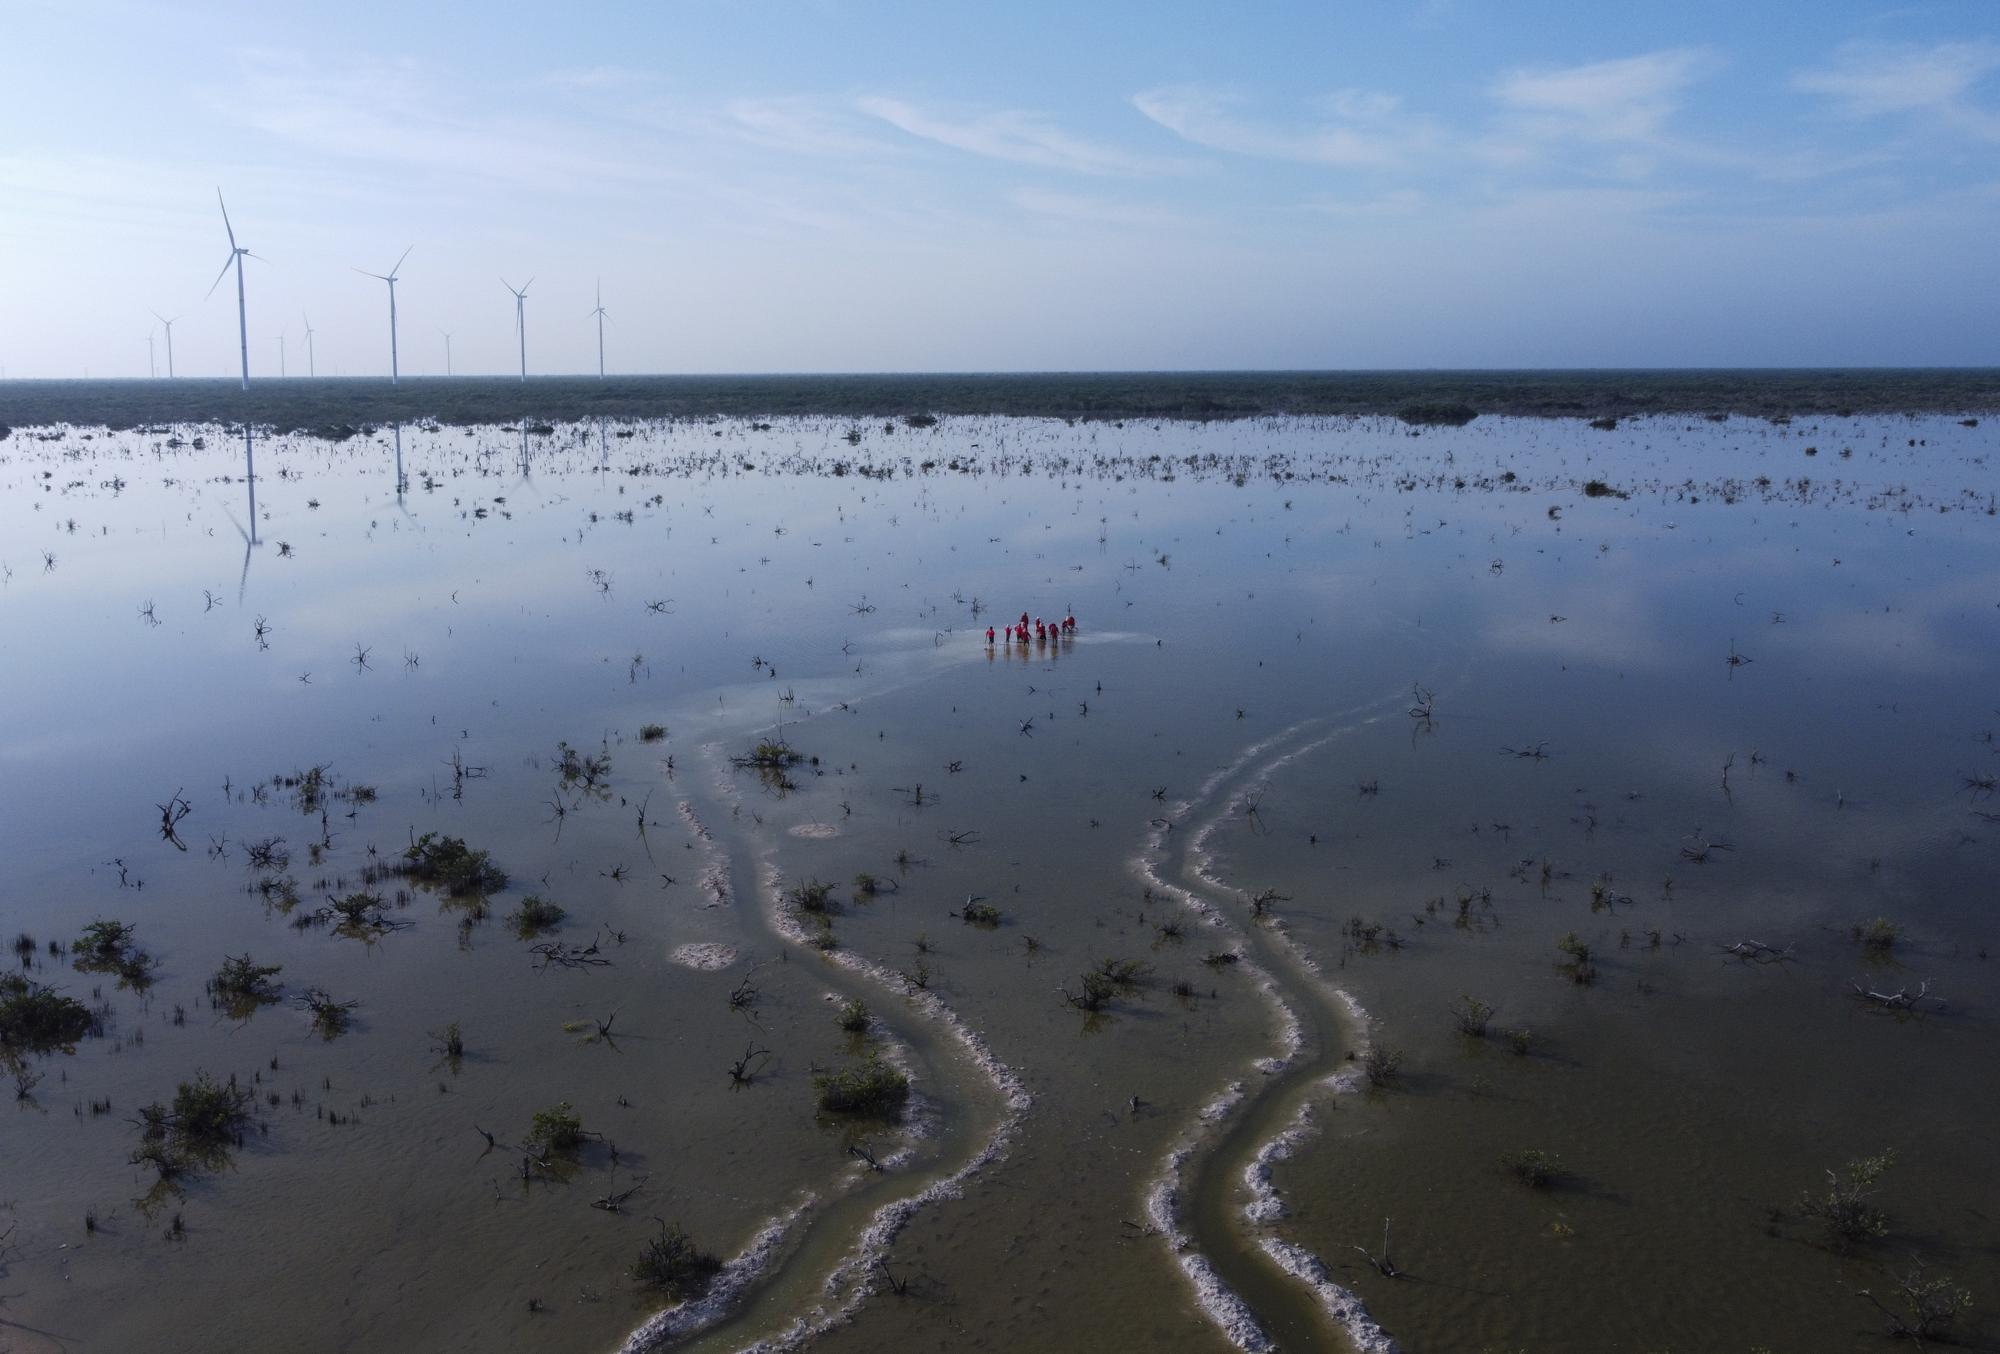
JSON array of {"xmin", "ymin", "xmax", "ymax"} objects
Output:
[{"xmin": 1, "ymin": 412, "xmax": 1995, "ymax": 1353}]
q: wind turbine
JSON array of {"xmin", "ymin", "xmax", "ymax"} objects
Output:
[
  {"xmin": 356, "ymin": 246, "xmax": 413, "ymax": 383},
  {"xmin": 589, "ymin": 279, "xmax": 608, "ymax": 379},
  {"xmin": 146, "ymin": 329, "xmax": 157, "ymax": 379},
  {"xmin": 502, "ymin": 277, "xmax": 532, "ymax": 382},
  {"xmin": 150, "ymin": 312, "xmax": 178, "ymax": 378},
  {"xmin": 205, "ymin": 189, "xmax": 257, "ymax": 390},
  {"xmin": 302, "ymin": 312, "xmax": 316, "ymax": 378},
  {"xmin": 440, "ymin": 329, "xmax": 453, "ymax": 377},
  {"xmin": 277, "ymin": 329, "xmax": 287, "ymax": 378}
]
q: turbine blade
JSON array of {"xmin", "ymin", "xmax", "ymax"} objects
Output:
[
  {"xmin": 217, "ymin": 188, "xmax": 236, "ymax": 249},
  {"xmin": 391, "ymin": 244, "xmax": 413, "ymax": 276},
  {"xmin": 205, "ymin": 253, "xmax": 236, "ymax": 299},
  {"xmin": 356, "ymin": 267, "xmax": 388, "ymax": 280}
]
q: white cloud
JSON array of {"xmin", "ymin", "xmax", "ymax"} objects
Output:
[
  {"xmin": 1131, "ymin": 85, "xmax": 1431, "ymax": 169},
  {"xmin": 536, "ymin": 65, "xmax": 659, "ymax": 93},
  {"xmin": 1793, "ymin": 40, "xmax": 2000, "ymax": 140},
  {"xmin": 222, "ymin": 53, "xmax": 661, "ymax": 190},
  {"xmin": 1007, "ymin": 187, "xmax": 1190, "ymax": 229},
  {"xmin": 725, "ymin": 96, "xmax": 896, "ymax": 158},
  {"xmin": 857, "ymin": 96, "xmax": 1177, "ymax": 175},
  {"xmin": 1299, "ymin": 188, "xmax": 1426, "ymax": 218},
  {"xmin": 1491, "ymin": 48, "xmax": 1712, "ymax": 143}
]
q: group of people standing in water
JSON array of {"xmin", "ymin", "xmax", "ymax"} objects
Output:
[{"xmin": 987, "ymin": 610, "xmax": 1077, "ymax": 646}]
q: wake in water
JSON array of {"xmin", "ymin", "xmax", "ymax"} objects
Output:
[
  {"xmin": 616, "ymin": 746, "xmax": 1033, "ymax": 1353},
  {"xmin": 1132, "ymin": 699, "xmax": 1407, "ymax": 1353}
]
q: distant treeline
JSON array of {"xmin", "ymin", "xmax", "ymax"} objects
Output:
[{"xmin": 2, "ymin": 369, "xmax": 1996, "ymax": 434}]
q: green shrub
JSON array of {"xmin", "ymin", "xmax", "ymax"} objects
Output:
[
  {"xmin": 790, "ymin": 878, "xmax": 836, "ymax": 914},
  {"xmin": 1801, "ymin": 1150, "xmax": 1895, "ymax": 1247},
  {"xmin": 525, "ymin": 1102, "xmax": 586, "ymax": 1155},
  {"xmin": 1362, "ymin": 1046, "xmax": 1403, "ymax": 1087},
  {"xmin": 813, "ymin": 1056, "xmax": 909, "ymax": 1116},
  {"xmin": 398, "ymin": 832, "xmax": 507, "ymax": 897},
  {"xmin": 509, "ymin": 895, "xmax": 567, "ymax": 938},
  {"xmin": 630, "ymin": 1220, "xmax": 722, "ymax": 1299},
  {"xmin": 0, "ymin": 974, "xmax": 95, "ymax": 1051},
  {"xmin": 209, "ymin": 954, "xmax": 282, "ymax": 1000},
  {"xmin": 1501, "ymin": 1148, "xmax": 1562, "ymax": 1187}
]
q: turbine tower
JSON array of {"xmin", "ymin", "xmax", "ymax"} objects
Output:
[
  {"xmin": 357, "ymin": 246, "xmax": 413, "ymax": 384},
  {"xmin": 205, "ymin": 189, "xmax": 257, "ymax": 390},
  {"xmin": 589, "ymin": 279, "xmax": 608, "ymax": 379},
  {"xmin": 302, "ymin": 312, "xmax": 317, "ymax": 378},
  {"xmin": 440, "ymin": 329, "xmax": 453, "ymax": 377},
  {"xmin": 277, "ymin": 329, "xmax": 286, "ymax": 378},
  {"xmin": 151, "ymin": 312, "xmax": 178, "ymax": 378},
  {"xmin": 146, "ymin": 329, "xmax": 156, "ymax": 379},
  {"xmin": 503, "ymin": 277, "xmax": 532, "ymax": 382}
]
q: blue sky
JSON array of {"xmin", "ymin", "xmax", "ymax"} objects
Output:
[{"xmin": 3, "ymin": 0, "xmax": 1997, "ymax": 377}]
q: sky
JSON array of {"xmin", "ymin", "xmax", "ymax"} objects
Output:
[{"xmin": 2, "ymin": 0, "xmax": 1997, "ymax": 378}]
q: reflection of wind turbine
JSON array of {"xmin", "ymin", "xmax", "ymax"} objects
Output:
[
  {"xmin": 205, "ymin": 190, "xmax": 259, "ymax": 390},
  {"xmin": 151, "ymin": 312, "xmax": 178, "ymax": 378},
  {"xmin": 502, "ymin": 277, "xmax": 532, "ymax": 382},
  {"xmin": 357, "ymin": 246, "xmax": 413, "ymax": 384},
  {"xmin": 224, "ymin": 425, "xmax": 262, "ymax": 602},
  {"xmin": 440, "ymin": 329, "xmax": 452, "ymax": 377},
  {"xmin": 302, "ymin": 312, "xmax": 316, "ymax": 377},
  {"xmin": 589, "ymin": 279, "xmax": 608, "ymax": 379}
]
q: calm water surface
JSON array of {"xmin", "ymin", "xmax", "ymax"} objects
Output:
[{"xmin": 1, "ymin": 412, "xmax": 1995, "ymax": 1353}]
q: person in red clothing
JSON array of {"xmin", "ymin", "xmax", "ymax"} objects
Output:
[{"xmin": 985, "ymin": 626, "xmax": 995, "ymax": 644}]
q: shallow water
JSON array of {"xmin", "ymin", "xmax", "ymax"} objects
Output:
[{"xmin": 1, "ymin": 412, "xmax": 1995, "ymax": 1353}]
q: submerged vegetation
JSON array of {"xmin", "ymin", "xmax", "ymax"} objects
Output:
[
  {"xmin": 395, "ymin": 832, "xmax": 507, "ymax": 897},
  {"xmin": 207, "ymin": 954, "xmax": 283, "ymax": 1016},
  {"xmin": 509, "ymin": 894, "xmax": 568, "ymax": 938},
  {"xmin": 71, "ymin": 919, "xmax": 154, "ymax": 986},
  {"xmin": 631, "ymin": 1220, "xmax": 723, "ymax": 1300},
  {"xmin": 525, "ymin": 1102, "xmax": 588, "ymax": 1157},
  {"xmin": 813, "ymin": 1056, "xmax": 910, "ymax": 1117},
  {"xmin": 133, "ymin": 1072, "xmax": 254, "ymax": 1177},
  {"xmin": 5, "ymin": 403, "xmax": 1999, "ymax": 1352},
  {"xmin": 1800, "ymin": 1151, "xmax": 1897, "ymax": 1248},
  {"xmin": 0, "ymin": 974, "xmax": 96, "ymax": 1052}
]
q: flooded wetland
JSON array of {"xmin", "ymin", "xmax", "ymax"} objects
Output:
[{"xmin": 3, "ymin": 397, "xmax": 1998, "ymax": 1353}]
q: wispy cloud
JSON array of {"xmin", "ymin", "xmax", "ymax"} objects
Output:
[
  {"xmin": 223, "ymin": 53, "xmax": 661, "ymax": 190},
  {"xmin": 1131, "ymin": 85, "xmax": 1432, "ymax": 169},
  {"xmin": 725, "ymin": 97, "xmax": 896, "ymax": 158},
  {"xmin": 1007, "ymin": 187, "xmax": 1191, "ymax": 229},
  {"xmin": 857, "ymin": 96, "xmax": 1177, "ymax": 175},
  {"xmin": 1793, "ymin": 40, "xmax": 2000, "ymax": 140},
  {"xmin": 1299, "ymin": 188, "xmax": 1427, "ymax": 218},
  {"xmin": 1491, "ymin": 48, "xmax": 1713, "ymax": 144},
  {"xmin": 537, "ymin": 65, "xmax": 659, "ymax": 93}
]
